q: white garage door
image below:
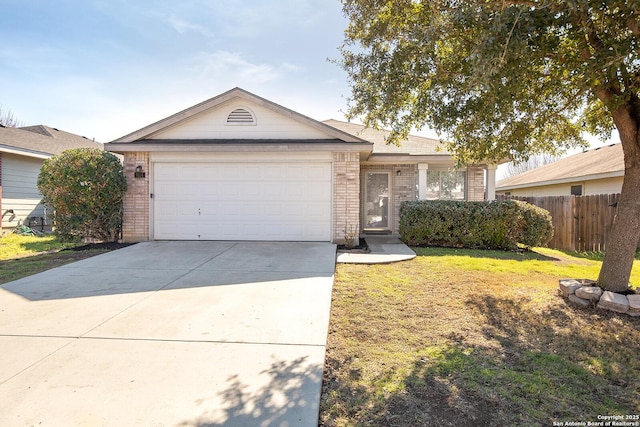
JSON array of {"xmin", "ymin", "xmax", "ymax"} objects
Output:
[{"xmin": 153, "ymin": 162, "xmax": 332, "ymax": 241}]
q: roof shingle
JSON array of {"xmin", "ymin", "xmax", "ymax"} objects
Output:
[
  {"xmin": 322, "ymin": 119, "xmax": 448, "ymax": 155},
  {"xmin": 0, "ymin": 125, "xmax": 102, "ymax": 157}
]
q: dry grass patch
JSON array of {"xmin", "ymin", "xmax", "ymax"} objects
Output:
[{"xmin": 320, "ymin": 247, "xmax": 640, "ymax": 426}]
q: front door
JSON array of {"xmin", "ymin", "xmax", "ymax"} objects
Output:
[{"xmin": 363, "ymin": 172, "xmax": 390, "ymax": 231}]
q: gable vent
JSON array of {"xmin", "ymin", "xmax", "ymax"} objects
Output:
[{"xmin": 227, "ymin": 108, "xmax": 255, "ymax": 124}]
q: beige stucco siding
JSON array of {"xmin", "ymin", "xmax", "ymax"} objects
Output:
[
  {"xmin": 1, "ymin": 153, "xmax": 46, "ymax": 230},
  {"xmin": 584, "ymin": 177, "xmax": 623, "ymax": 195}
]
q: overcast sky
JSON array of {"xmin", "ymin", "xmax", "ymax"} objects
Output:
[{"xmin": 0, "ymin": 0, "xmax": 362, "ymax": 142}]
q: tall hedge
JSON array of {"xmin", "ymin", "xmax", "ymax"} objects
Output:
[
  {"xmin": 399, "ymin": 200, "xmax": 553, "ymax": 250},
  {"xmin": 37, "ymin": 148, "xmax": 127, "ymax": 241}
]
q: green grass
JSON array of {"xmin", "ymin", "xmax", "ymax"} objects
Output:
[
  {"xmin": 320, "ymin": 247, "xmax": 640, "ymax": 426},
  {"xmin": 0, "ymin": 233, "xmax": 79, "ymax": 260},
  {"xmin": 0, "ymin": 234, "xmax": 108, "ymax": 284}
]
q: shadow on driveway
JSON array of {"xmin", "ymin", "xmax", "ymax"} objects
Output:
[{"xmin": 1, "ymin": 241, "xmax": 336, "ymax": 301}]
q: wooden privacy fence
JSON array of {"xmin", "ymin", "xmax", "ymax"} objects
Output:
[{"xmin": 496, "ymin": 194, "xmax": 620, "ymax": 252}]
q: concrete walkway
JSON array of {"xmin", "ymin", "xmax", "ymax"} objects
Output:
[
  {"xmin": 336, "ymin": 235, "xmax": 416, "ymax": 264},
  {"xmin": 0, "ymin": 241, "xmax": 336, "ymax": 426}
]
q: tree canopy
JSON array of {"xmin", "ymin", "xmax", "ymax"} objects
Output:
[
  {"xmin": 340, "ymin": 0, "xmax": 640, "ymax": 292},
  {"xmin": 341, "ymin": 0, "xmax": 638, "ymax": 164}
]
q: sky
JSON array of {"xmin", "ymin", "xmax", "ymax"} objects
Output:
[
  {"xmin": 0, "ymin": 0, "xmax": 364, "ymax": 142},
  {"xmin": 0, "ymin": 0, "xmax": 613, "ymax": 172}
]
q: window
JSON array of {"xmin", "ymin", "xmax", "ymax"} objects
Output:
[
  {"xmin": 571, "ymin": 185, "xmax": 583, "ymax": 196},
  {"xmin": 427, "ymin": 170, "xmax": 466, "ymax": 200}
]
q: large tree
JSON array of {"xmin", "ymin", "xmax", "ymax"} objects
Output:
[{"xmin": 340, "ymin": 0, "xmax": 640, "ymax": 292}]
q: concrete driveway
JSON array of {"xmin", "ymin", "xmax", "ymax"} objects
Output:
[{"xmin": 0, "ymin": 241, "xmax": 336, "ymax": 426}]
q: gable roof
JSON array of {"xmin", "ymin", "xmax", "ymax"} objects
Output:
[
  {"xmin": 112, "ymin": 87, "xmax": 366, "ymax": 144},
  {"xmin": 0, "ymin": 125, "xmax": 103, "ymax": 159},
  {"xmin": 497, "ymin": 143, "xmax": 624, "ymax": 190},
  {"xmin": 323, "ymin": 119, "xmax": 449, "ymax": 155}
]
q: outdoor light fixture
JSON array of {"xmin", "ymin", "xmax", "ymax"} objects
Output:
[
  {"xmin": 134, "ymin": 165, "xmax": 146, "ymax": 178},
  {"xmin": 396, "ymin": 170, "xmax": 402, "ymax": 176}
]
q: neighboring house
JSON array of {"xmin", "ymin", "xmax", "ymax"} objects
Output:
[
  {"xmin": 105, "ymin": 87, "xmax": 500, "ymax": 243},
  {"xmin": 0, "ymin": 125, "xmax": 102, "ymax": 232},
  {"xmin": 496, "ymin": 143, "xmax": 623, "ymax": 197}
]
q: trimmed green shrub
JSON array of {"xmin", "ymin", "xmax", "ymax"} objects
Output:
[
  {"xmin": 513, "ymin": 200, "xmax": 554, "ymax": 248},
  {"xmin": 399, "ymin": 200, "xmax": 553, "ymax": 250},
  {"xmin": 37, "ymin": 148, "xmax": 127, "ymax": 242}
]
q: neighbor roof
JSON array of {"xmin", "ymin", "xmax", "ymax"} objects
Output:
[
  {"xmin": 323, "ymin": 119, "xmax": 449, "ymax": 156},
  {"xmin": 497, "ymin": 143, "xmax": 624, "ymax": 190},
  {"xmin": 0, "ymin": 125, "xmax": 102, "ymax": 159}
]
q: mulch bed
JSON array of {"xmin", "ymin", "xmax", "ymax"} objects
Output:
[{"xmin": 61, "ymin": 242, "xmax": 136, "ymax": 252}]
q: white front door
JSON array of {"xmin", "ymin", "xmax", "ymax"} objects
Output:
[{"xmin": 152, "ymin": 162, "xmax": 332, "ymax": 241}]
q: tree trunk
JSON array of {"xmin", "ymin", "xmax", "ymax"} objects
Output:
[{"xmin": 597, "ymin": 103, "xmax": 640, "ymax": 292}]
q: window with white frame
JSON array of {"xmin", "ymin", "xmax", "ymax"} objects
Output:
[{"xmin": 426, "ymin": 170, "xmax": 466, "ymax": 200}]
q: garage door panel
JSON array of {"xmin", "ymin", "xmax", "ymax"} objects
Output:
[
  {"xmin": 243, "ymin": 165, "xmax": 263, "ymax": 179},
  {"xmin": 219, "ymin": 165, "xmax": 243, "ymax": 180},
  {"xmin": 263, "ymin": 203, "xmax": 283, "ymax": 217},
  {"xmin": 305, "ymin": 203, "xmax": 331, "ymax": 219},
  {"xmin": 153, "ymin": 162, "xmax": 331, "ymax": 241},
  {"xmin": 264, "ymin": 166, "xmax": 285, "ymax": 179},
  {"xmin": 307, "ymin": 165, "xmax": 331, "ymax": 180}
]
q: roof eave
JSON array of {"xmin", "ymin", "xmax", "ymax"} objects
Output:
[
  {"xmin": 105, "ymin": 140, "xmax": 373, "ymax": 155},
  {"xmin": 0, "ymin": 144, "xmax": 51, "ymax": 159},
  {"xmin": 364, "ymin": 153, "xmax": 455, "ymax": 164}
]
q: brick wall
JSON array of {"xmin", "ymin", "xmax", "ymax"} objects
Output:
[
  {"xmin": 466, "ymin": 165, "xmax": 486, "ymax": 201},
  {"xmin": 391, "ymin": 164, "xmax": 416, "ymax": 231},
  {"xmin": 122, "ymin": 152, "xmax": 149, "ymax": 242},
  {"xmin": 333, "ymin": 152, "xmax": 360, "ymax": 243}
]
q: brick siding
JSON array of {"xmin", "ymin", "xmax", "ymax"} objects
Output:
[
  {"xmin": 466, "ymin": 165, "xmax": 486, "ymax": 201},
  {"xmin": 122, "ymin": 152, "xmax": 149, "ymax": 242},
  {"xmin": 333, "ymin": 152, "xmax": 360, "ymax": 243}
]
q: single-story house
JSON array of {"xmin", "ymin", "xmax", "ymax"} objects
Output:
[
  {"xmin": 105, "ymin": 87, "xmax": 500, "ymax": 243},
  {"xmin": 0, "ymin": 125, "xmax": 102, "ymax": 232},
  {"xmin": 496, "ymin": 143, "xmax": 623, "ymax": 197}
]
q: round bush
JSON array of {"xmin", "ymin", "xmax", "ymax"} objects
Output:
[{"xmin": 37, "ymin": 148, "xmax": 127, "ymax": 241}]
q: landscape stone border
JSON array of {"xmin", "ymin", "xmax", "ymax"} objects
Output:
[{"xmin": 559, "ymin": 279, "xmax": 640, "ymax": 317}]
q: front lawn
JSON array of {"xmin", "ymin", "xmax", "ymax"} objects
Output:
[
  {"xmin": 0, "ymin": 233, "xmax": 79, "ymax": 259},
  {"xmin": 320, "ymin": 247, "xmax": 640, "ymax": 426},
  {"xmin": 0, "ymin": 234, "xmax": 113, "ymax": 284}
]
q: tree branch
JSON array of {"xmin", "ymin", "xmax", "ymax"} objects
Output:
[{"xmin": 501, "ymin": 9, "xmax": 523, "ymax": 64}]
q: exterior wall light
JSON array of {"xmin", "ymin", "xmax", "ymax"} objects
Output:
[{"xmin": 134, "ymin": 165, "xmax": 146, "ymax": 178}]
